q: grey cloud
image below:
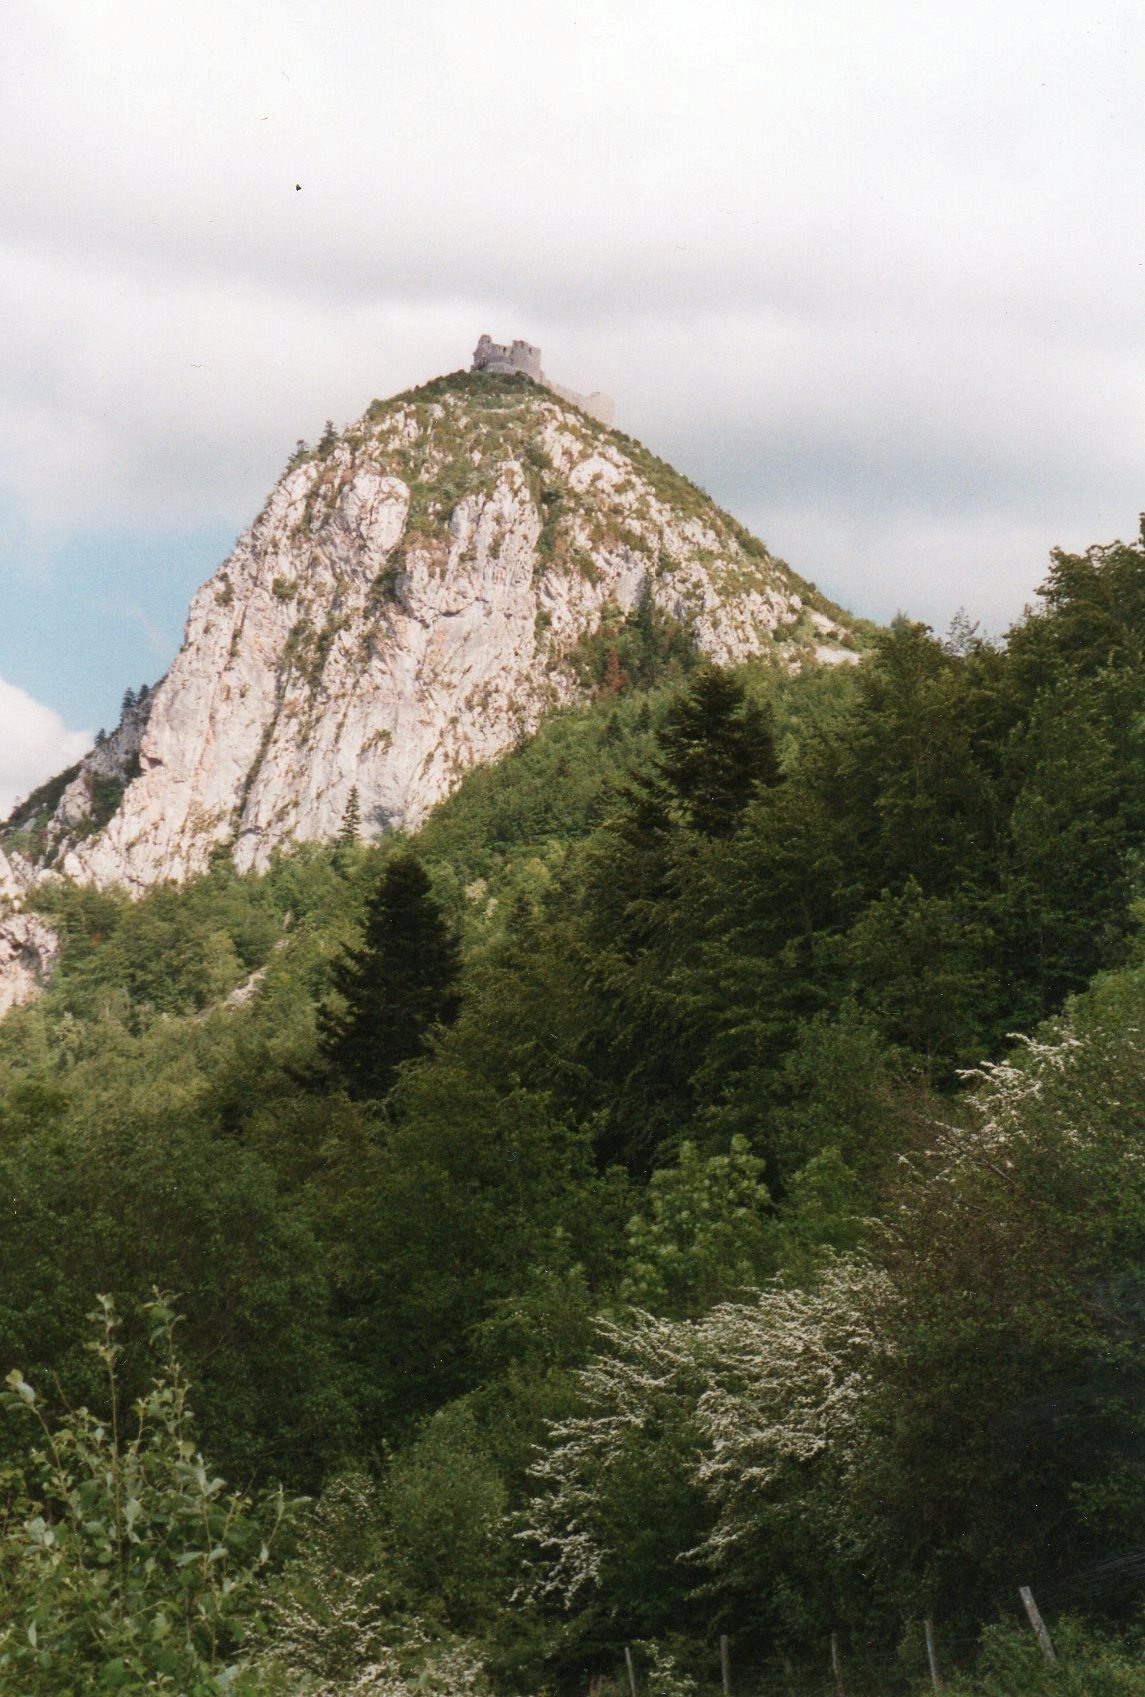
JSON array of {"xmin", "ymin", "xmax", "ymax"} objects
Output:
[{"xmin": 2, "ymin": 0, "xmax": 1144, "ymax": 647}]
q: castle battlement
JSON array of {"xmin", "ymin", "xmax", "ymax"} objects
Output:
[
  {"xmin": 470, "ymin": 334, "xmax": 614, "ymax": 428},
  {"xmin": 472, "ymin": 334, "xmax": 542, "ymax": 381}
]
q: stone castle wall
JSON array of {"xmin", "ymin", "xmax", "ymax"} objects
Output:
[
  {"xmin": 545, "ymin": 380, "xmax": 615, "ymax": 428},
  {"xmin": 472, "ymin": 334, "xmax": 542, "ymax": 380}
]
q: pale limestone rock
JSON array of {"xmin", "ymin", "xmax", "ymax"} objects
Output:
[
  {"xmin": 0, "ymin": 849, "xmax": 36, "ymax": 905},
  {"xmin": 0, "ymin": 849, "xmax": 61, "ymax": 1013},
  {"xmin": 223, "ymin": 966, "xmax": 266, "ymax": 1009},
  {"xmin": 814, "ymin": 644, "xmax": 862, "ymax": 667},
  {"xmin": 41, "ymin": 381, "xmax": 860, "ymax": 891},
  {"xmin": 0, "ymin": 911, "xmax": 59, "ymax": 1016},
  {"xmin": 53, "ymin": 689, "xmax": 153, "ymax": 836}
]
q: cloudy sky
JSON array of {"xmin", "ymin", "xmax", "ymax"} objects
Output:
[{"xmin": 2, "ymin": 0, "xmax": 1144, "ymax": 812}]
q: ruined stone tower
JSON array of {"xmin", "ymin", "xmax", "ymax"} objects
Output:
[
  {"xmin": 471, "ymin": 335, "xmax": 542, "ymax": 380},
  {"xmin": 470, "ymin": 334, "xmax": 615, "ymax": 427}
]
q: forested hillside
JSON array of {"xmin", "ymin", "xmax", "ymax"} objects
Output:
[{"xmin": 4, "ymin": 530, "xmax": 1145, "ymax": 1693}]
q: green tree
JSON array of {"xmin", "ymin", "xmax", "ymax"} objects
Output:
[
  {"xmin": 843, "ymin": 876, "xmax": 996, "ymax": 1077},
  {"xmin": 569, "ymin": 668, "xmax": 785, "ymax": 1168},
  {"xmin": 384, "ymin": 1404, "xmax": 509, "ymax": 1627},
  {"xmin": 849, "ymin": 974, "xmax": 1145, "ymax": 1629},
  {"xmin": 333, "ymin": 1066, "xmax": 624, "ymax": 1433},
  {"xmin": 621, "ymin": 1137, "xmax": 774, "ymax": 1316},
  {"xmin": 0, "ymin": 1294, "xmax": 290, "ymax": 1695},
  {"xmin": 992, "ymin": 683, "xmax": 1139, "ymax": 1018},
  {"xmin": 0, "ymin": 1116, "xmax": 349, "ymax": 1487},
  {"xmin": 338, "ymin": 787, "xmax": 361, "ymax": 847},
  {"xmin": 317, "ymin": 852, "xmax": 462, "ymax": 1099},
  {"xmin": 649, "ymin": 664, "xmax": 782, "ymax": 839},
  {"xmin": 1006, "ymin": 525, "xmax": 1145, "ymax": 691}
]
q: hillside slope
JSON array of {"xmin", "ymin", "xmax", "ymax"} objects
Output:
[{"xmin": 7, "ymin": 370, "xmax": 861, "ymax": 893}]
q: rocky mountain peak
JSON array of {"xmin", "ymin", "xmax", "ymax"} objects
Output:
[{"xmin": 6, "ymin": 367, "xmax": 861, "ymax": 898}]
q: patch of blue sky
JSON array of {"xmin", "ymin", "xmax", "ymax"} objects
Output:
[{"xmin": 0, "ymin": 490, "xmax": 235, "ymax": 732}]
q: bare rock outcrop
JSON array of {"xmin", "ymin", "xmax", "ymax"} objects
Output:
[
  {"xmin": 0, "ymin": 848, "xmax": 59, "ymax": 1014},
  {"xmin": 15, "ymin": 369, "xmax": 859, "ymax": 898},
  {"xmin": 52, "ymin": 688, "xmax": 152, "ymax": 839},
  {"xmin": 0, "ymin": 910, "xmax": 60, "ymax": 1018}
]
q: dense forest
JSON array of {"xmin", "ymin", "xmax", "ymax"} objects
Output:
[{"xmin": 5, "ymin": 530, "xmax": 1145, "ymax": 1693}]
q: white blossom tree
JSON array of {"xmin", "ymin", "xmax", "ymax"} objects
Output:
[{"xmin": 523, "ymin": 1257, "xmax": 897, "ymax": 1628}]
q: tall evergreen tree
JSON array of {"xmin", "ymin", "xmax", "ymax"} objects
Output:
[
  {"xmin": 652, "ymin": 664, "xmax": 782, "ymax": 837},
  {"xmin": 338, "ymin": 786, "xmax": 362, "ymax": 846},
  {"xmin": 317, "ymin": 852, "xmax": 462, "ymax": 1099},
  {"xmin": 569, "ymin": 668, "xmax": 785, "ymax": 1168}
]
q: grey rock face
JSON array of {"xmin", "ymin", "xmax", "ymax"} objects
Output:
[
  {"xmin": 34, "ymin": 373, "xmax": 858, "ymax": 893},
  {"xmin": 0, "ymin": 910, "xmax": 60, "ymax": 1017},
  {"xmin": 53, "ymin": 689, "xmax": 153, "ymax": 835},
  {"xmin": 0, "ymin": 848, "xmax": 59, "ymax": 1014},
  {"xmin": 0, "ymin": 849, "xmax": 32, "ymax": 904}
]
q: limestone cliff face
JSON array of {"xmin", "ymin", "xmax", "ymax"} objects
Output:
[
  {"xmin": 0, "ymin": 911, "xmax": 60, "ymax": 1017},
  {"xmin": 37, "ymin": 370, "xmax": 858, "ymax": 892},
  {"xmin": 50, "ymin": 691, "xmax": 153, "ymax": 847},
  {"xmin": 0, "ymin": 849, "xmax": 58, "ymax": 1016}
]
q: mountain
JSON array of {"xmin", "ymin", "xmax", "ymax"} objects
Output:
[{"xmin": 0, "ymin": 361, "xmax": 864, "ymax": 1001}]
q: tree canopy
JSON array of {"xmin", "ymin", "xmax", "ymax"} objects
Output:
[{"xmin": 6, "ymin": 529, "xmax": 1145, "ymax": 1690}]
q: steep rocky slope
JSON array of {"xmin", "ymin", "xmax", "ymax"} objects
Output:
[
  {"xmin": 0, "ymin": 849, "xmax": 58, "ymax": 1016},
  {"xmin": 6, "ymin": 369, "xmax": 861, "ymax": 900}
]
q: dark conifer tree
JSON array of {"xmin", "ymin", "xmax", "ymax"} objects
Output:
[
  {"xmin": 333, "ymin": 787, "xmax": 363, "ymax": 875},
  {"xmin": 651, "ymin": 663, "xmax": 782, "ymax": 837},
  {"xmin": 338, "ymin": 786, "xmax": 362, "ymax": 845},
  {"xmin": 317, "ymin": 852, "xmax": 462, "ymax": 1099},
  {"xmin": 574, "ymin": 668, "xmax": 785, "ymax": 1168}
]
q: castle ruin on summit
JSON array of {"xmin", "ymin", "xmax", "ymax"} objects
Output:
[{"xmin": 471, "ymin": 335, "xmax": 614, "ymax": 427}]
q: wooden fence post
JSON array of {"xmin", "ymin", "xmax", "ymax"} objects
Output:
[
  {"xmin": 924, "ymin": 1617, "xmax": 943, "ymax": 1691},
  {"xmin": 624, "ymin": 1644, "xmax": 639, "ymax": 1697},
  {"xmin": 830, "ymin": 1631, "xmax": 847, "ymax": 1697},
  {"xmin": 1019, "ymin": 1587, "xmax": 1057, "ymax": 1662},
  {"xmin": 719, "ymin": 1633, "xmax": 732, "ymax": 1697}
]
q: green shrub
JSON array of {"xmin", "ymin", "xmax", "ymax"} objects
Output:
[
  {"xmin": 0, "ymin": 1293, "xmax": 293, "ymax": 1695},
  {"xmin": 384, "ymin": 1405, "xmax": 508, "ymax": 1625},
  {"xmin": 253, "ymin": 1470, "xmax": 494, "ymax": 1696},
  {"xmin": 938, "ymin": 1618, "xmax": 1145, "ymax": 1696}
]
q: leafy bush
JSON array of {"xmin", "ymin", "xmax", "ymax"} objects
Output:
[
  {"xmin": 938, "ymin": 1618, "xmax": 1145, "ymax": 1696},
  {"xmin": 384, "ymin": 1404, "xmax": 508, "ymax": 1625},
  {"xmin": 254, "ymin": 1470, "xmax": 494, "ymax": 1697},
  {"xmin": 621, "ymin": 1137, "xmax": 774, "ymax": 1316},
  {"xmin": 0, "ymin": 1293, "xmax": 292, "ymax": 1695}
]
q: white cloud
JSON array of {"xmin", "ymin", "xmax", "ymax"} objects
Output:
[
  {"xmin": 1, "ymin": 0, "xmax": 1144, "ymax": 649},
  {"xmin": 0, "ymin": 676, "xmax": 90, "ymax": 819}
]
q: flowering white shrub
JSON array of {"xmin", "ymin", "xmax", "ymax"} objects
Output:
[
  {"xmin": 934, "ymin": 1026, "xmax": 1086, "ymax": 1173},
  {"xmin": 523, "ymin": 1256, "xmax": 898, "ymax": 1605},
  {"xmin": 524, "ymin": 1308, "xmax": 712, "ymax": 1604},
  {"xmin": 693, "ymin": 1258, "xmax": 899, "ymax": 1576},
  {"xmin": 282, "ymin": 1630, "xmax": 490, "ymax": 1697},
  {"xmin": 254, "ymin": 1471, "xmax": 492, "ymax": 1697},
  {"xmin": 630, "ymin": 1638, "xmax": 698, "ymax": 1697}
]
